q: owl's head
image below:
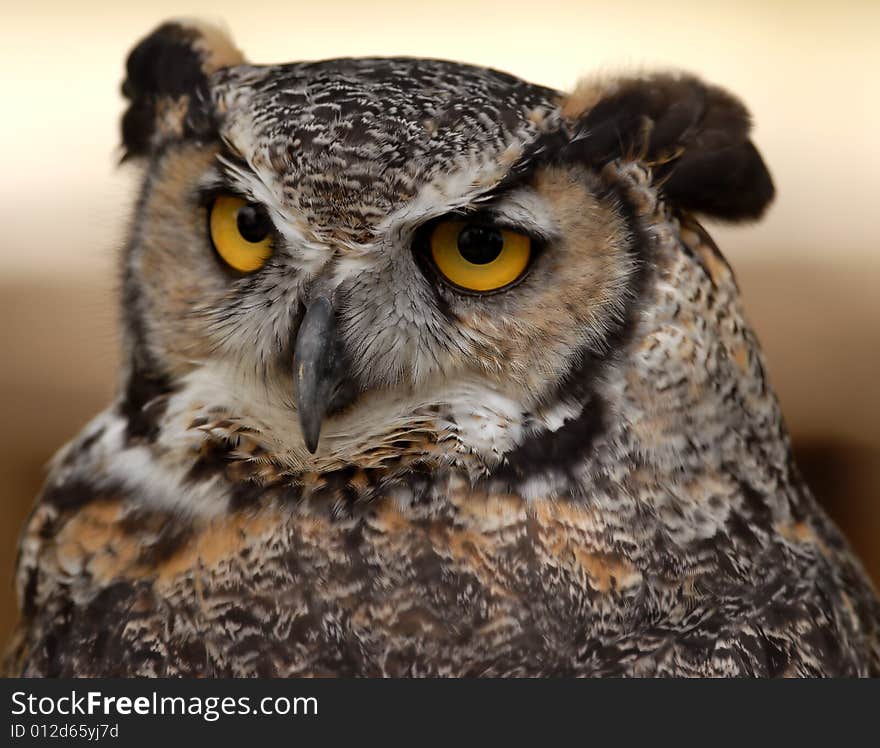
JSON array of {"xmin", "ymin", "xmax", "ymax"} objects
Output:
[{"xmin": 118, "ymin": 21, "xmax": 775, "ymax": 497}]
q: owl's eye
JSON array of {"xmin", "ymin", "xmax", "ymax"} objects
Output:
[
  {"xmin": 429, "ymin": 220, "xmax": 531, "ymax": 292},
  {"xmin": 208, "ymin": 195, "xmax": 274, "ymax": 272}
]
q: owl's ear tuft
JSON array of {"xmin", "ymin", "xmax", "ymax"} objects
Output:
[
  {"xmin": 121, "ymin": 21, "xmax": 245, "ymax": 160},
  {"xmin": 562, "ymin": 74, "xmax": 775, "ymax": 221}
]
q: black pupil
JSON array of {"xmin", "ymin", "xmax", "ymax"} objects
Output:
[
  {"xmin": 457, "ymin": 225, "xmax": 504, "ymax": 264},
  {"xmin": 236, "ymin": 204, "xmax": 271, "ymax": 243}
]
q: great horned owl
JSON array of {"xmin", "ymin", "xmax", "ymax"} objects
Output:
[{"xmin": 5, "ymin": 20, "xmax": 879, "ymax": 677}]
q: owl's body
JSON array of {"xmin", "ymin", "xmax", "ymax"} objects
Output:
[{"xmin": 6, "ymin": 22, "xmax": 879, "ymax": 677}]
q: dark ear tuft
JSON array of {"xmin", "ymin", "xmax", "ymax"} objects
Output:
[
  {"xmin": 563, "ymin": 74, "xmax": 775, "ymax": 221},
  {"xmin": 120, "ymin": 21, "xmax": 244, "ymax": 159}
]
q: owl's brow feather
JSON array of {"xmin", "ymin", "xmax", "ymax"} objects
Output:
[{"xmin": 203, "ymin": 145, "xmax": 260, "ymax": 195}]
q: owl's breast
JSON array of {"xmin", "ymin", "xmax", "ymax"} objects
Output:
[
  {"xmin": 12, "ymin": 462, "xmax": 879, "ymax": 677},
  {"xmin": 13, "ymin": 480, "xmax": 655, "ymax": 676}
]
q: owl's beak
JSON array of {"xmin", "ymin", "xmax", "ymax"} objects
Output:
[{"xmin": 292, "ymin": 296, "xmax": 350, "ymax": 454}]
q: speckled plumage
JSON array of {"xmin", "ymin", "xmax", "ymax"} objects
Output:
[{"xmin": 5, "ymin": 21, "xmax": 879, "ymax": 677}]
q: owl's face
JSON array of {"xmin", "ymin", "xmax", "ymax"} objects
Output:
[{"xmin": 120, "ymin": 22, "xmax": 773, "ymax": 481}]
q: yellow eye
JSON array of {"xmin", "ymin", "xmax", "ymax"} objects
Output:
[
  {"xmin": 429, "ymin": 220, "xmax": 531, "ymax": 292},
  {"xmin": 209, "ymin": 195, "xmax": 274, "ymax": 273}
]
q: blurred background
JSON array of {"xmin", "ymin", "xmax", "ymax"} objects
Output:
[{"xmin": 1, "ymin": 0, "xmax": 878, "ymax": 645}]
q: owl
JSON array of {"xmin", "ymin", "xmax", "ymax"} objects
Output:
[{"xmin": 5, "ymin": 20, "xmax": 879, "ymax": 678}]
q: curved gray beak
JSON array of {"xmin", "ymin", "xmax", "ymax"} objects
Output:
[{"xmin": 292, "ymin": 296, "xmax": 352, "ymax": 453}]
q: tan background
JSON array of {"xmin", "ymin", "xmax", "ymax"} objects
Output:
[{"xmin": 1, "ymin": 0, "xmax": 878, "ymax": 645}]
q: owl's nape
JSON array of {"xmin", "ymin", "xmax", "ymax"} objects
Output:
[{"xmin": 7, "ymin": 20, "xmax": 879, "ymax": 678}]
